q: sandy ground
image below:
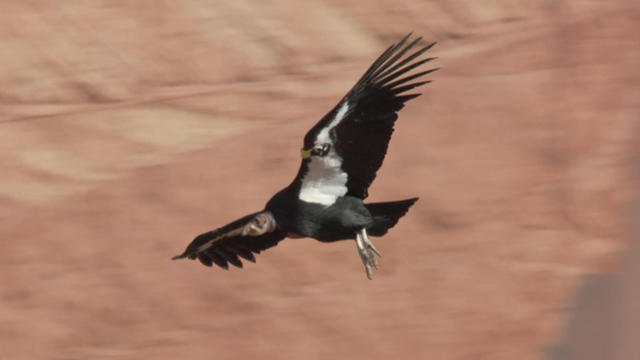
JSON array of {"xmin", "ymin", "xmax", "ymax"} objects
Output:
[{"xmin": 1, "ymin": 1, "xmax": 639, "ymax": 359}]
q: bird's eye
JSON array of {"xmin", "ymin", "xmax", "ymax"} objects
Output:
[{"xmin": 311, "ymin": 143, "xmax": 330, "ymax": 157}]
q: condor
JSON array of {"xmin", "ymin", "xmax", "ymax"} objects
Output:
[{"xmin": 173, "ymin": 34, "xmax": 437, "ymax": 279}]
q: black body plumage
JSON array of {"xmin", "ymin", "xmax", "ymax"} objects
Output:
[{"xmin": 173, "ymin": 34, "xmax": 437, "ymax": 277}]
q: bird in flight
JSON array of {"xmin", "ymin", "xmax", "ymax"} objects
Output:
[{"xmin": 173, "ymin": 34, "xmax": 437, "ymax": 279}]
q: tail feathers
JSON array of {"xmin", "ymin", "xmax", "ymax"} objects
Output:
[{"xmin": 365, "ymin": 197, "xmax": 418, "ymax": 236}]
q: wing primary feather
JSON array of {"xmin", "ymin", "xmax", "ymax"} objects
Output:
[
  {"xmin": 373, "ymin": 42, "xmax": 437, "ymax": 84},
  {"xmin": 238, "ymin": 250, "xmax": 257, "ymax": 263},
  {"xmin": 376, "ymin": 57, "xmax": 436, "ymax": 88},
  {"xmin": 228, "ymin": 245, "xmax": 256, "ymax": 262},
  {"xmin": 374, "ymin": 42, "xmax": 436, "ymax": 82},
  {"xmin": 395, "ymin": 94, "xmax": 422, "ymax": 102},
  {"xmin": 361, "ymin": 44, "xmax": 396, "ymax": 81},
  {"xmin": 207, "ymin": 251, "xmax": 230, "ymax": 269},
  {"xmin": 216, "ymin": 247, "xmax": 244, "ymax": 268},
  {"xmin": 369, "ymin": 36, "xmax": 423, "ymax": 81},
  {"xmin": 198, "ymin": 253, "xmax": 213, "ymax": 267},
  {"xmin": 361, "ymin": 33, "xmax": 413, "ymax": 82},
  {"xmin": 383, "ymin": 68, "xmax": 439, "ymax": 90},
  {"xmin": 389, "ymin": 81, "xmax": 431, "ymax": 95}
]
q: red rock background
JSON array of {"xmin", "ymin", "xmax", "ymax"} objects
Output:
[{"xmin": 1, "ymin": 1, "xmax": 639, "ymax": 359}]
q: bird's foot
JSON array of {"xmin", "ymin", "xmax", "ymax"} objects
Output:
[{"xmin": 356, "ymin": 228, "xmax": 381, "ymax": 280}]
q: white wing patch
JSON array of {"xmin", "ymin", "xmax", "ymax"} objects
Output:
[
  {"xmin": 316, "ymin": 101, "xmax": 349, "ymax": 144},
  {"xmin": 299, "ymin": 102, "xmax": 350, "ymax": 206}
]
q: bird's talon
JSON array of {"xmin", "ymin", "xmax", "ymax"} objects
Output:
[
  {"xmin": 365, "ymin": 264, "xmax": 373, "ymax": 280},
  {"xmin": 369, "ymin": 244, "xmax": 382, "ymax": 257},
  {"xmin": 356, "ymin": 232, "xmax": 378, "ymax": 278}
]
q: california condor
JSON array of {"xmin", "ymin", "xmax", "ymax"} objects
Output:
[{"xmin": 173, "ymin": 34, "xmax": 437, "ymax": 279}]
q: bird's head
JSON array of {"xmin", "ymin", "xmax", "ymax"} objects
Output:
[
  {"xmin": 241, "ymin": 211, "xmax": 277, "ymax": 236},
  {"xmin": 300, "ymin": 143, "xmax": 331, "ymax": 159}
]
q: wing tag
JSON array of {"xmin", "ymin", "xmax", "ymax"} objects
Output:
[{"xmin": 301, "ymin": 148, "xmax": 312, "ymax": 159}]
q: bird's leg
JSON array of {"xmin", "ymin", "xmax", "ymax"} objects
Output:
[
  {"xmin": 355, "ymin": 233, "xmax": 372, "ymax": 279},
  {"xmin": 356, "ymin": 228, "xmax": 380, "ymax": 279},
  {"xmin": 360, "ymin": 228, "xmax": 381, "ymax": 257}
]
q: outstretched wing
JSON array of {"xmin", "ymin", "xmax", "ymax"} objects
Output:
[
  {"xmin": 297, "ymin": 34, "xmax": 437, "ymax": 203},
  {"xmin": 172, "ymin": 211, "xmax": 286, "ymax": 269}
]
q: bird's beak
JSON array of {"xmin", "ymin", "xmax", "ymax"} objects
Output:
[{"xmin": 300, "ymin": 148, "xmax": 312, "ymax": 159}]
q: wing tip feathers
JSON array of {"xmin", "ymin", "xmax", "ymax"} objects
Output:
[{"xmin": 172, "ymin": 253, "xmax": 187, "ymax": 260}]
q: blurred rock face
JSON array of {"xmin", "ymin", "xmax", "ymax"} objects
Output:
[{"xmin": 1, "ymin": 1, "xmax": 639, "ymax": 360}]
